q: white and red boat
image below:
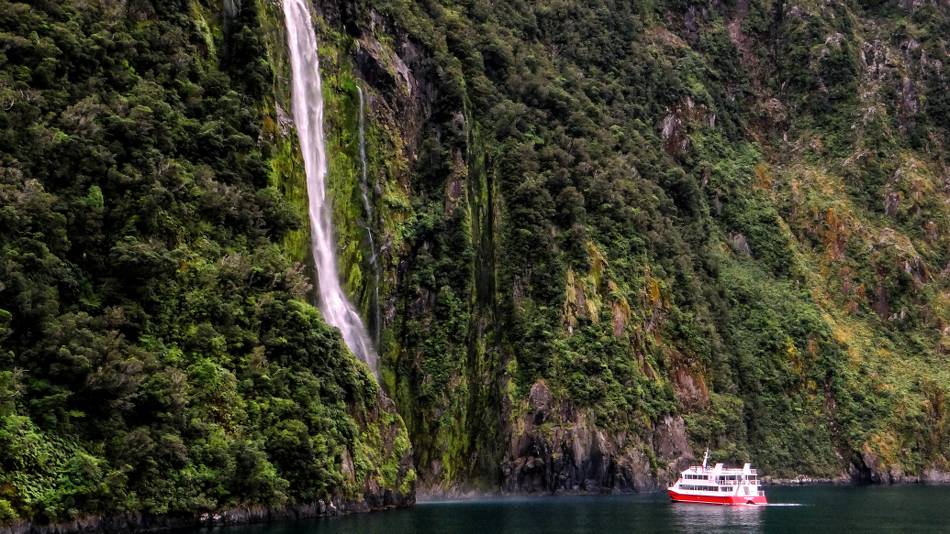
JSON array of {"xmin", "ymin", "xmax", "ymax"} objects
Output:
[{"xmin": 668, "ymin": 449, "xmax": 767, "ymax": 505}]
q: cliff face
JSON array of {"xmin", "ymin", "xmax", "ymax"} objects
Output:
[
  {"xmin": 500, "ymin": 381, "xmax": 690, "ymax": 494},
  {"xmin": 313, "ymin": 0, "xmax": 950, "ymax": 493}
]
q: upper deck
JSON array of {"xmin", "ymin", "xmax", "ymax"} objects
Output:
[
  {"xmin": 683, "ymin": 464, "xmax": 757, "ymax": 476},
  {"xmin": 679, "ymin": 462, "xmax": 759, "ymax": 485}
]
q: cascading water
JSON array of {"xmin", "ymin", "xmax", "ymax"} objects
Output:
[
  {"xmin": 356, "ymin": 86, "xmax": 382, "ymax": 347},
  {"xmin": 282, "ymin": 0, "xmax": 377, "ymax": 374}
]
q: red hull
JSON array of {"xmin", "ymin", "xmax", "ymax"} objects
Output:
[{"xmin": 668, "ymin": 489, "xmax": 767, "ymax": 506}]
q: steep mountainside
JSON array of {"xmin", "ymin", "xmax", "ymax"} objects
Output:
[
  {"xmin": 313, "ymin": 0, "xmax": 949, "ymax": 492},
  {"xmin": 0, "ymin": 0, "xmax": 947, "ymax": 528},
  {"xmin": 0, "ymin": 0, "xmax": 411, "ymax": 526}
]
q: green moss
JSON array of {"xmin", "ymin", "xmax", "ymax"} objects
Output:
[{"xmin": 190, "ymin": 1, "xmax": 218, "ymax": 60}]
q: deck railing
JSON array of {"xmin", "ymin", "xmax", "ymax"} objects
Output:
[{"xmin": 686, "ymin": 467, "xmax": 758, "ymax": 475}]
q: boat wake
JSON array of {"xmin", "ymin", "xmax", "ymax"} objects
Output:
[{"xmin": 762, "ymin": 503, "xmax": 805, "ymax": 507}]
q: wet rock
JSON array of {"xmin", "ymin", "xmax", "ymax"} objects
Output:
[
  {"xmin": 500, "ymin": 381, "xmax": 680, "ymax": 495},
  {"xmin": 847, "ymin": 446, "xmax": 928, "ymax": 484},
  {"xmin": 921, "ymin": 469, "xmax": 950, "ymax": 484},
  {"xmin": 653, "ymin": 415, "xmax": 689, "ymax": 461},
  {"xmin": 355, "ymin": 37, "xmax": 408, "ymax": 103}
]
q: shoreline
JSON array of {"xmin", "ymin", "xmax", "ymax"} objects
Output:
[
  {"xmin": 416, "ymin": 475, "xmax": 950, "ymax": 503},
  {"xmin": 7, "ymin": 475, "xmax": 950, "ymax": 534},
  {"xmin": 0, "ymin": 498, "xmax": 412, "ymax": 534}
]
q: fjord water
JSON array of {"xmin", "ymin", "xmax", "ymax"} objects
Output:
[
  {"xmin": 216, "ymin": 486, "xmax": 950, "ymax": 533},
  {"xmin": 282, "ymin": 0, "xmax": 377, "ymax": 372}
]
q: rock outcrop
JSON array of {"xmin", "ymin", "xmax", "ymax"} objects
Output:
[{"xmin": 500, "ymin": 381, "xmax": 692, "ymax": 494}]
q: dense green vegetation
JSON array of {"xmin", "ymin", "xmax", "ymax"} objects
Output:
[
  {"xmin": 0, "ymin": 0, "xmax": 947, "ymax": 526},
  {"xmin": 319, "ymin": 0, "xmax": 948, "ymax": 486},
  {"xmin": 0, "ymin": 0, "xmax": 410, "ymax": 525}
]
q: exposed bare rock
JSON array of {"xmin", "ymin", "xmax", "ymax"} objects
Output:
[
  {"xmin": 921, "ymin": 468, "xmax": 950, "ymax": 484},
  {"xmin": 355, "ymin": 36, "xmax": 412, "ymax": 102},
  {"xmin": 728, "ymin": 232, "xmax": 752, "ymax": 256},
  {"xmin": 884, "ymin": 190, "xmax": 900, "ymax": 216},
  {"xmin": 661, "ymin": 97, "xmax": 715, "ymax": 156},
  {"xmin": 672, "ymin": 368, "xmax": 710, "ymax": 410},
  {"xmin": 872, "ymin": 283, "xmax": 891, "ymax": 319},
  {"xmin": 499, "ymin": 381, "xmax": 693, "ymax": 494},
  {"xmin": 653, "ymin": 415, "xmax": 691, "ymax": 467},
  {"xmin": 275, "ymin": 102, "xmax": 293, "ymax": 135}
]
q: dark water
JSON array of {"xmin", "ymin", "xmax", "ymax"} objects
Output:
[{"xmin": 213, "ymin": 486, "xmax": 950, "ymax": 533}]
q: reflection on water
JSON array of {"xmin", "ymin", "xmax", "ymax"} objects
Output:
[{"xmin": 669, "ymin": 502, "xmax": 764, "ymax": 533}]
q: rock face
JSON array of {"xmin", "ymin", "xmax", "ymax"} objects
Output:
[
  {"xmin": 850, "ymin": 447, "xmax": 950, "ymax": 485},
  {"xmin": 920, "ymin": 469, "xmax": 950, "ymax": 484},
  {"xmin": 500, "ymin": 382, "xmax": 692, "ymax": 494}
]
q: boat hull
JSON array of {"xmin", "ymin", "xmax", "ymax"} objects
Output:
[{"xmin": 668, "ymin": 489, "xmax": 767, "ymax": 506}]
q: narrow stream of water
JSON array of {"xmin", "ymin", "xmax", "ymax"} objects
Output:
[
  {"xmin": 356, "ymin": 85, "xmax": 382, "ymax": 348},
  {"xmin": 282, "ymin": 0, "xmax": 377, "ymax": 373}
]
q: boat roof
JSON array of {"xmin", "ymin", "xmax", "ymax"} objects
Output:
[{"xmin": 681, "ymin": 463, "xmax": 757, "ymax": 476}]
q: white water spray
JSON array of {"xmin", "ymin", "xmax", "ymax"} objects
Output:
[
  {"xmin": 356, "ymin": 86, "xmax": 382, "ymax": 347},
  {"xmin": 282, "ymin": 0, "xmax": 377, "ymax": 373}
]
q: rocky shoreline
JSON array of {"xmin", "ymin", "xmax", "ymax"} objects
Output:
[
  {"xmin": 0, "ymin": 493, "xmax": 414, "ymax": 534},
  {"xmin": 417, "ymin": 469, "xmax": 950, "ymax": 501},
  {"xmin": 761, "ymin": 476, "xmax": 850, "ymax": 486},
  {"xmin": 747, "ymin": 474, "xmax": 950, "ymax": 486}
]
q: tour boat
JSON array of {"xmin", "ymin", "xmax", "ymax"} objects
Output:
[{"xmin": 668, "ymin": 450, "xmax": 767, "ymax": 505}]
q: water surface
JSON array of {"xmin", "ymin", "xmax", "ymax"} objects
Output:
[{"xmin": 214, "ymin": 486, "xmax": 950, "ymax": 533}]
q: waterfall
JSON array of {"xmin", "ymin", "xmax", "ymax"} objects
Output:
[
  {"xmin": 356, "ymin": 86, "xmax": 382, "ymax": 348},
  {"xmin": 282, "ymin": 0, "xmax": 378, "ymax": 374}
]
